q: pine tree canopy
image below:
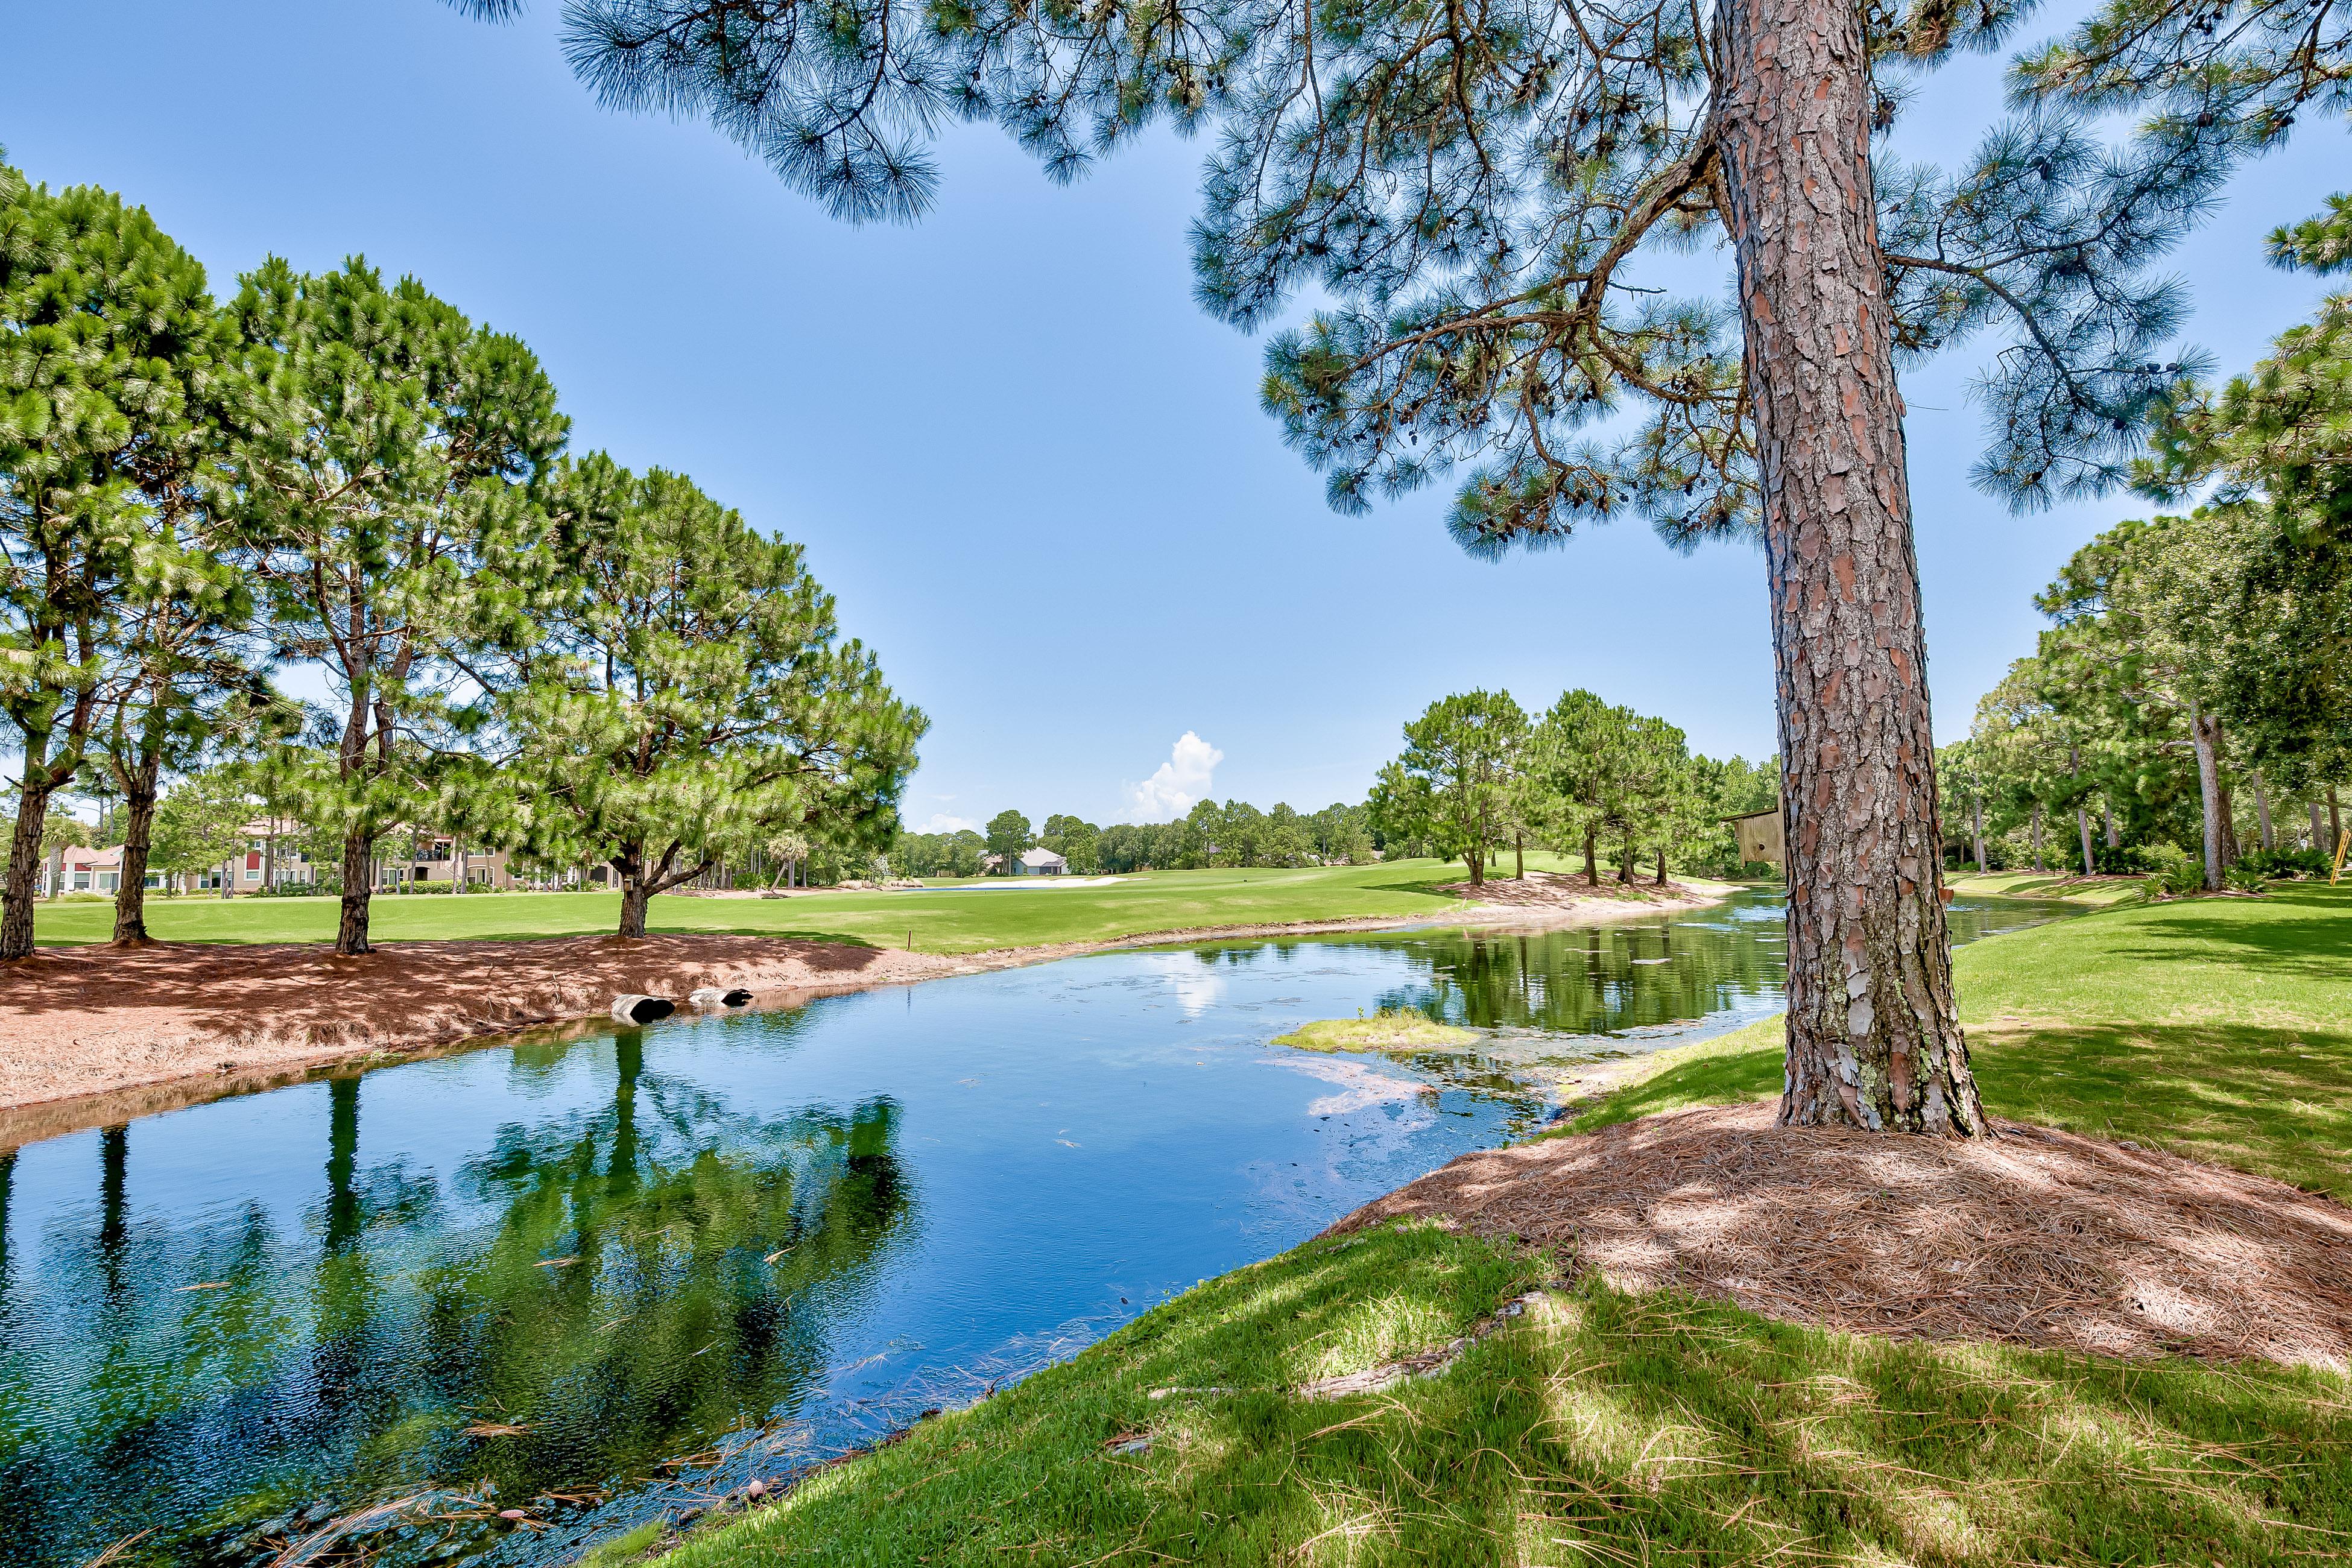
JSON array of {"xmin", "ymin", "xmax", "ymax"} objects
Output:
[
  {"xmin": 507, "ymin": 455, "xmax": 928, "ymax": 922},
  {"xmin": 447, "ymin": 0, "xmax": 2243, "ymax": 537},
  {"xmin": 2013, "ymin": 0, "xmax": 2348, "ymax": 151}
]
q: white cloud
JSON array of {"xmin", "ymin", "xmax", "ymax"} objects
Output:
[
  {"xmin": 914, "ymin": 812, "xmax": 980, "ymax": 835},
  {"xmin": 1122, "ymin": 731, "xmax": 1224, "ymax": 822}
]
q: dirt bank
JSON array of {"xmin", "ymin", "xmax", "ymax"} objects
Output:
[
  {"xmin": 0, "ymin": 935, "xmax": 959, "ymax": 1129},
  {"xmin": 1435, "ymin": 868, "xmax": 1743, "ymax": 914},
  {"xmin": 1330, "ymin": 1100, "xmax": 2352, "ymax": 1370}
]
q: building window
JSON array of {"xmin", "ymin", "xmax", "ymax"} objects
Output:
[
  {"xmin": 72, "ymin": 871, "xmax": 90, "ymax": 890},
  {"xmin": 244, "ymin": 867, "xmax": 261, "ymax": 880}
]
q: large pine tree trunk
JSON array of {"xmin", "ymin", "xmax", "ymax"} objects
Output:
[
  {"xmin": 2076, "ymin": 806, "xmax": 2095, "ymax": 876},
  {"xmin": 1718, "ymin": 0, "xmax": 1985, "ymax": 1136},
  {"xmin": 2252, "ymin": 770, "xmax": 2273, "ymax": 852},
  {"xmin": 2314, "ymin": 798, "xmax": 2330, "ymax": 852},
  {"xmin": 0, "ymin": 778, "xmax": 49, "ymax": 960},
  {"xmin": 337, "ymin": 829, "xmax": 376, "ymax": 955},
  {"xmin": 1971, "ymin": 797, "xmax": 1987, "ymax": 873},
  {"xmin": 112, "ymin": 761, "xmax": 162, "ymax": 946},
  {"xmin": 1582, "ymin": 828, "xmax": 1599, "ymax": 887},
  {"xmin": 618, "ymin": 880, "xmax": 651, "ymax": 938},
  {"xmin": 615, "ymin": 844, "xmax": 651, "ymax": 937}
]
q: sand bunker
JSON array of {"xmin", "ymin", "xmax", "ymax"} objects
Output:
[{"xmin": 1331, "ymin": 1101, "xmax": 2352, "ymax": 1370}]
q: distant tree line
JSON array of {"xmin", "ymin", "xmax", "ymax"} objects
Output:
[
  {"xmin": 1, "ymin": 159, "xmax": 925, "ymax": 956},
  {"xmin": 890, "ymin": 801, "xmax": 1382, "ymax": 877},
  {"xmin": 1366, "ymin": 691, "xmax": 1780, "ymax": 888}
]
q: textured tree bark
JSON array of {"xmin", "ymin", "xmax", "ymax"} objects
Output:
[
  {"xmin": 1971, "ymin": 796, "xmax": 1987, "ymax": 873},
  {"xmin": 1716, "ymin": 0, "xmax": 1986, "ymax": 1136},
  {"xmin": 2105, "ymin": 798, "xmax": 2120, "ymax": 851},
  {"xmin": 112, "ymin": 761, "xmax": 162, "ymax": 946},
  {"xmin": 2077, "ymin": 805, "xmax": 2095, "ymax": 876},
  {"xmin": 2252, "ymin": 770, "xmax": 2273, "ymax": 851},
  {"xmin": 1, "ymin": 700, "xmax": 91, "ymax": 959},
  {"xmin": 0, "ymin": 785, "xmax": 48, "ymax": 961},
  {"xmin": 618, "ymin": 880, "xmax": 650, "ymax": 938},
  {"xmin": 2216, "ymin": 750, "xmax": 2239, "ymax": 871},
  {"xmin": 616, "ymin": 843, "xmax": 650, "ymax": 938},
  {"xmin": 2189, "ymin": 700, "xmax": 2224, "ymax": 891},
  {"xmin": 338, "ymin": 830, "xmax": 376, "ymax": 954},
  {"xmin": 1582, "ymin": 828, "xmax": 1600, "ymax": 887}
]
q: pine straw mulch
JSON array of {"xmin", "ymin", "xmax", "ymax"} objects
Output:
[{"xmin": 1327, "ymin": 1101, "xmax": 2352, "ymax": 1371}]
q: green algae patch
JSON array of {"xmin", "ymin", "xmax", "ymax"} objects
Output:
[{"xmin": 1274, "ymin": 1008, "xmax": 1477, "ymax": 1052}]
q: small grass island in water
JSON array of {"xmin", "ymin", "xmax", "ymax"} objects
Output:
[{"xmin": 1274, "ymin": 1008, "xmax": 1477, "ymax": 1052}]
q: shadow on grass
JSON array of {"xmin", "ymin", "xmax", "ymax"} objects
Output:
[
  {"xmin": 2104, "ymin": 883, "xmax": 2352, "ymax": 979},
  {"xmin": 1973, "ymin": 1021, "xmax": 2352, "ymax": 1201},
  {"xmin": 1560, "ymin": 1012, "xmax": 2352, "ymax": 1203},
  {"xmin": 664, "ymin": 1221, "xmax": 2352, "ymax": 1568}
]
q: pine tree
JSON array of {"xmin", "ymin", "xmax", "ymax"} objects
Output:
[
  {"xmin": 91, "ymin": 547, "xmax": 282, "ymax": 941},
  {"xmin": 231, "ymin": 258, "xmax": 566, "ymax": 954},
  {"xmin": 1368, "ymin": 691, "xmax": 1526, "ymax": 884},
  {"xmin": 985, "ymin": 809, "xmax": 1034, "ymax": 874},
  {"xmin": 1, "ymin": 164, "xmax": 239, "ymax": 958},
  {"xmin": 1528, "ymin": 690, "xmax": 1638, "ymax": 887},
  {"xmin": 446, "ymin": 0, "xmax": 2274, "ymax": 1133},
  {"xmin": 508, "ymin": 457, "xmax": 926, "ymax": 937}
]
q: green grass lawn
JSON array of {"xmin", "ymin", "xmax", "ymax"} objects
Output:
[
  {"xmin": 1568, "ymin": 881, "xmax": 2352, "ymax": 1201},
  {"xmin": 649, "ymin": 1219, "xmax": 2349, "ymax": 1568},
  {"xmin": 28, "ymin": 859, "xmax": 1546, "ymax": 955},
  {"xmin": 612, "ymin": 880, "xmax": 2352, "ymax": 1566},
  {"xmin": 1946, "ymin": 868, "xmax": 2149, "ymax": 905}
]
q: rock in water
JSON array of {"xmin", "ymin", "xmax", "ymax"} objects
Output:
[
  {"xmin": 689, "ymin": 987, "xmax": 755, "ymax": 1008},
  {"xmin": 610, "ymin": 994, "xmax": 677, "ymax": 1025}
]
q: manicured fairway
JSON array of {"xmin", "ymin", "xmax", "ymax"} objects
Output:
[
  {"xmin": 1570, "ymin": 882, "xmax": 2352, "ymax": 1200},
  {"xmin": 30, "ymin": 857, "xmax": 1619, "ymax": 955}
]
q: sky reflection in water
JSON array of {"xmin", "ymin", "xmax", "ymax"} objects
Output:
[{"xmin": 0, "ymin": 891, "xmax": 2067, "ymax": 1566}]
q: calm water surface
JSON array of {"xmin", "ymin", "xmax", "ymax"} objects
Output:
[{"xmin": 0, "ymin": 891, "xmax": 2067, "ymax": 1566}]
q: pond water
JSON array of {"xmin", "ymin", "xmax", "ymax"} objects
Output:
[{"xmin": 0, "ymin": 891, "xmax": 2069, "ymax": 1567}]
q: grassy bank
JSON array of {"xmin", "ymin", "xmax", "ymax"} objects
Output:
[
  {"xmin": 27, "ymin": 861, "xmax": 1467, "ymax": 953},
  {"xmin": 633, "ymin": 882, "xmax": 2352, "ymax": 1566},
  {"xmin": 27, "ymin": 855, "xmax": 1727, "ymax": 955},
  {"xmin": 1567, "ymin": 881, "xmax": 2352, "ymax": 1201},
  {"xmin": 655, "ymin": 1219, "xmax": 2349, "ymax": 1567},
  {"xmin": 1946, "ymin": 868, "xmax": 2149, "ymax": 905}
]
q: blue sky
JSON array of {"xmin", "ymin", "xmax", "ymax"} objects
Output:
[{"xmin": 5, "ymin": 1, "xmax": 2341, "ymax": 832}]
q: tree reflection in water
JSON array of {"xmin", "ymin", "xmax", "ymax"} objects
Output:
[
  {"xmin": 0, "ymin": 1033, "xmax": 914, "ymax": 1568},
  {"xmin": 0, "ymin": 894, "xmax": 2064, "ymax": 1568}
]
